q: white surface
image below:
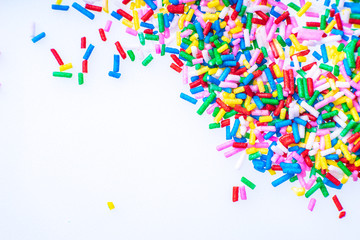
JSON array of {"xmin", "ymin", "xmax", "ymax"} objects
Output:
[{"xmin": 0, "ymin": 1, "xmax": 359, "ymax": 239}]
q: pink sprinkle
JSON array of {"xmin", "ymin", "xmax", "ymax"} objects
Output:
[
  {"xmin": 104, "ymin": 20, "xmax": 112, "ymax": 32},
  {"xmin": 353, "ymin": 171, "xmax": 358, "ymax": 181},
  {"xmin": 216, "ymin": 140, "xmax": 235, "ymax": 151},
  {"xmin": 305, "ymin": 12, "xmax": 319, "ymax": 18},
  {"xmin": 206, "ymin": 102, "xmax": 219, "ymax": 115},
  {"xmin": 308, "ymin": 198, "xmax": 316, "ymax": 211},
  {"xmin": 159, "ymin": 33, "xmax": 165, "ymax": 44},
  {"xmin": 182, "ymin": 65, "xmax": 188, "ymax": 84},
  {"xmin": 155, "ymin": 44, "xmax": 161, "ymax": 54},
  {"xmin": 240, "ymin": 186, "xmax": 247, "ymax": 200},
  {"xmin": 306, "ymin": 176, "xmax": 317, "ymax": 190},
  {"xmin": 126, "ymin": 27, "xmax": 138, "ymax": 36},
  {"xmin": 297, "ymin": 28, "xmax": 324, "ymax": 41}
]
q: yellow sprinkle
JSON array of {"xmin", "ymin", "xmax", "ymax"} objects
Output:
[
  {"xmin": 268, "ymin": 169, "xmax": 276, "ymax": 175},
  {"xmin": 346, "ymin": 97, "xmax": 353, "ymax": 108},
  {"xmin": 217, "ymin": 44, "xmax": 228, "ymax": 53},
  {"xmin": 59, "ymin": 63, "xmax": 73, "ymax": 72},
  {"xmin": 135, "ymin": 0, "xmax": 141, "ymax": 8},
  {"xmin": 122, "ymin": 19, "xmax": 133, "ymax": 28},
  {"xmin": 320, "ymin": 157, "xmax": 328, "ymax": 170},
  {"xmin": 233, "ymin": 86, "xmax": 245, "ymax": 94},
  {"xmin": 324, "ymin": 134, "xmax": 331, "ymax": 149},
  {"xmin": 315, "ymin": 151, "xmax": 321, "ymax": 170},
  {"xmin": 291, "ymin": 187, "xmax": 305, "ymax": 196},
  {"xmin": 178, "ymin": 14, "xmax": 186, "ymax": 30},
  {"xmin": 246, "ymin": 103, "xmax": 257, "ymax": 111},
  {"xmin": 273, "ymin": 64, "xmax": 283, "ymax": 78},
  {"xmin": 224, "ymin": 99, "xmax": 243, "ymax": 106},
  {"xmin": 107, "ymin": 202, "xmax": 115, "ymax": 210},
  {"xmin": 186, "ymin": 9, "xmax": 195, "ymax": 22},
  {"xmin": 214, "ymin": 108, "xmax": 226, "ymax": 123},
  {"xmin": 257, "ymin": 80, "xmax": 265, "ymax": 93},
  {"xmin": 289, "ymin": 34, "xmax": 301, "ymax": 51},
  {"xmin": 244, "ymin": 95, "xmax": 251, "ymax": 106},
  {"xmin": 56, "ymin": 0, "xmax": 62, "ymax": 4},
  {"xmin": 289, "ymin": 46, "xmax": 295, "ymax": 56},
  {"xmin": 133, "ymin": 11, "xmax": 140, "ymax": 30},
  {"xmin": 324, "ymin": 20, "xmax": 337, "ymax": 34},
  {"xmin": 220, "ymin": 21, "xmax": 227, "ymax": 29},
  {"xmin": 327, "ymin": 160, "xmax": 338, "ymax": 167},
  {"xmin": 102, "ymin": 0, "xmax": 109, "ymax": 12},
  {"xmin": 243, "ymin": 59, "xmax": 251, "ymax": 69},
  {"xmin": 176, "ymin": 31, "xmax": 181, "ymax": 46},
  {"xmin": 259, "ymin": 116, "xmax": 273, "ymax": 122},
  {"xmin": 208, "ymin": 67, "xmax": 218, "ymax": 75},
  {"xmin": 280, "ymin": 108, "xmax": 287, "ymax": 120},
  {"xmin": 355, "ymin": 159, "xmax": 360, "ymax": 167},
  {"xmin": 190, "ymin": 33, "xmax": 199, "ymax": 42},
  {"xmin": 353, "ymin": 72, "xmax": 360, "ymax": 83},
  {"xmin": 340, "ymin": 142, "xmax": 352, "ymax": 161},
  {"xmin": 130, "ymin": 2, "xmax": 135, "ymax": 10},
  {"xmin": 297, "ymin": 56, "xmax": 307, "ymax": 62},
  {"xmin": 229, "ymin": 26, "xmax": 242, "ymax": 34},
  {"xmin": 273, "ymin": 39, "xmax": 285, "ymax": 60},
  {"xmin": 249, "ymin": 129, "xmax": 256, "ymax": 145},
  {"xmin": 221, "ymin": 36, "xmax": 231, "ymax": 43},
  {"xmin": 341, "ymin": 175, "xmax": 349, "ymax": 184},
  {"xmin": 351, "ymin": 107, "xmax": 360, "ymax": 122},
  {"xmin": 272, "ymin": 91, "xmax": 278, "ymax": 98},
  {"xmin": 197, "ymin": 66, "xmax": 209, "ymax": 75},
  {"xmin": 297, "ymin": 2, "xmax": 312, "ymax": 17},
  {"xmin": 286, "ymin": 126, "xmax": 292, "ymax": 133},
  {"xmin": 207, "ymin": 0, "xmax": 220, "ymax": 8}
]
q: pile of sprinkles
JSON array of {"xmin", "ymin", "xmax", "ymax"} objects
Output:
[{"xmin": 31, "ymin": 0, "xmax": 360, "ymax": 217}]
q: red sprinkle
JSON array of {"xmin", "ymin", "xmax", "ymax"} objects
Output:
[
  {"xmin": 81, "ymin": 37, "xmax": 86, "ymax": 49},
  {"xmin": 332, "ymin": 195, "xmax": 344, "ymax": 211},
  {"xmin": 85, "ymin": 4, "xmax": 102, "ymax": 12},
  {"xmin": 233, "ymin": 186, "xmax": 239, "ymax": 202},
  {"xmin": 50, "ymin": 48, "xmax": 64, "ymax": 66}
]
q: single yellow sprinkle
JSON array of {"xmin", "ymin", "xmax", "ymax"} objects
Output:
[
  {"xmin": 297, "ymin": 2, "xmax": 312, "ymax": 17},
  {"xmin": 107, "ymin": 202, "xmax": 115, "ymax": 210}
]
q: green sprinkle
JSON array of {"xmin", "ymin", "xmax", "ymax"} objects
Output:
[
  {"xmin": 249, "ymin": 151, "xmax": 261, "ymax": 160},
  {"xmin": 209, "ymin": 123, "xmax": 220, "ymax": 129},
  {"xmin": 78, "ymin": 73, "xmax": 84, "ymax": 85},
  {"xmin": 138, "ymin": 32, "xmax": 145, "ymax": 46},
  {"xmin": 241, "ymin": 177, "xmax": 256, "ymax": 190},
  {"xmin": 197, "ymin": 92, "xmax": 216, "ymax": 115},
  {"xmin": 212, "ymin": 107, "xmax": 220, "ymax": 117},
  {"xmin": 337, "ymin": 161, "xmax": 352, "ymax": 176},
  {"xmin": 145, "ymin": 34, "xmax": 159, "ymax": 41},
  {"xmin": 158, "ymin": 13, "xmax": 165, "ymax": 33},
  {"xmin": 127, "ymin": 50, "xmax": 135, "ymax": 61},
  {"xmin": 305, "ymin": 180, "xmax": 322, "ymax": 198},
  {"xmin": 53, "ymin": 72, "xmax": 72, "ymax": 78},
  {"xmin": 319, "ymin": 63, "xmax": 333, "ymax": 72},
  {"xmin": 261, "ymin": 98, "xmax": 279, "ymax": 105},
  {"xmin": 142, "ymin": 54, "xmax": 153, "ymax": 66},
  {"xmin": 287, "ymin": 2, "xmax": 301, "ymax": 11}
]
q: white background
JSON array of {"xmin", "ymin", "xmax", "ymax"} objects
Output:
[{"xmin": 0, "ymin": 0, "xmax": 359, "ymax": 239}]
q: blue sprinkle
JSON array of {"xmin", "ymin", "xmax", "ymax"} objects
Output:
[
  {"xmin": 72, "ymin": 2, "xmax": 95, "ymax": 20},
  {"xmin": 180, "ymin": 93, "xmax": 198, "ymax": 104},
  {"xmin": 31, "ymin": 32, "xmax": 46, "ymax": 43}
]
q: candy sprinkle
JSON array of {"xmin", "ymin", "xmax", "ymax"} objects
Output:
[{"xmin": 31, "ymin": 0, "xmax": 360, "ymax": 215}]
